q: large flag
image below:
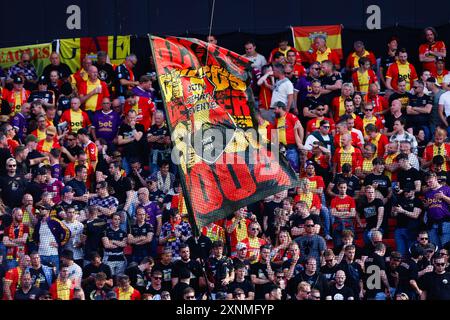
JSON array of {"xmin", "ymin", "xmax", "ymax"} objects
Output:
[
  {"xmin": 0, "ymin": 43, "xmax": 52, "ymax": 77},
  {"xmin": 58, "ymin": 35, "xmax": 130, "ymax": 72},
  {"xmin": 291, "ymin": 25, "xmax": 343, "ymax": 62},
  {"xmin": 149, "ymin": 35, "xmax": 297, "ymax": 231}
]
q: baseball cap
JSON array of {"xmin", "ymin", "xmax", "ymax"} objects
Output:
[
  {"xmin": 13, "ymin": 76, "xmax": 23, "ymax": 84},
  {"xmin": 97, "ymin": 51, "xmax": 107, "ymax": 58},
  {"xmin": 402, "ymin": 183, "xmax": 415, "ymax": 193},
  {"xmin": 38, "ymin": 75, "xmax": 48, "ymax": 85},
  {"xmin": 424, "ymin": 243, "xmax": 436, "ymax": 253},
  {"xmin": 212, "ymin": 240, "xmax": 224, "ymax": 248},
  {"xmin": 390, "ymin": 251, "xmax": 402, "ymax": 260},
  {"xmin": 236, "ymin": 242, "xmax": 247, "ymax": 250},
  {"xmin": 274, "ymin": 101, "xmax": 286, "ymax": 108},
  {"xmin": 146, "ymin": 176, "xmax": 158, "ymax": 183}
]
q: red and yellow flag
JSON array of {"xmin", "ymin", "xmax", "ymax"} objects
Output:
[
  {"xmin": 291, "ymin": 25, "xmax": 343, "ymax": 62},
  {"xmin": 58, "ymin": 36, "xmax": 130, "ymax": 72}
]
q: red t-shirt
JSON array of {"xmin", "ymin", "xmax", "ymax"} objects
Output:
[
  {"xmin": 306, "ymin": 117, "xmax": 335, "ymax": 134},
  {"xmin": 332, "ymin": 146, "xmax": 363, "ymax": 173},
  {"xmin": 123, "ymin": 97, "xmax": 155, "ymax": 132},
  {"xmin": 78, "ymin": 79, "xmax": 110, "ymax": 112},
  {"xmin": 386, "ymin": 61, "xmax": 418, "ymax": 91},
  {"xmin": 419, "ymin": 41, "xmax": 446, "ymax": 74}
]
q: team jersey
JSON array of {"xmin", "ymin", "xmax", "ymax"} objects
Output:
[
  {"xmin": 271, "ymin": 112, "xmax": 299, "ymax": 145},
  {"xmin": 60, "ymin": 109, "xmax": 91, "ymax": 133},
  {"xmin": 36, "ymin": 138, "xmax": 61, "ymax": 154},
  {"xmin": 423, "ymin": 143, "xmax": 450, "ymax": 171},
  {"xmin": 333, "ymin": 146, "xmax": 363, "ymax": 173},
  {"xmin": 201, "ymin": 224, "xmax": 226, "ymax": 243},
  {"xmin": 361, "ymin": 116, "xmax": 384, "ymax": 136},
  {"xmin": 309, "ymin": 48, "xmax": 340, "ymax": 66},
  {"xmin": 78, "ymin": 79, "xmax": 110, "ymax": 112},
  {"xmin": 4, "ymin": 88, "xmax": 30, "ymax": 115},
  {"xmin": 71, "ymin": 68, "xmax": 88, "ymax": 88},
  {"xmin": 433, "ymin": 69, "xmax": 449, "ymax": 85},
  {"xmin": 386, "ymin": 61, "xmax": 418, "ymax": 91},
  {"xmin": 123, "ymin": 96, "xmax": 156, "ymax": 131},
  {"xmin": 334, "ymin": 132, "xmax": 362, "ymax": 149},
  {"xmin": 83, "ymin": 140, "xmax": 98, "ymax": 167},
  {"xmin": 419, "ymin": 41, "xmax": 446, "ymax": 74},
  {"xmin": 331, "ymin": 96, "xmax": 349, "ymax": 122},
  {"xmin": 346, "ymin": 50, "xmax": 377, "ymax": 70},
  {"xmin": 306, "ymin": 175, "xmax": 325, "ymax": 191},
  {"xmin": 364, "ymin": 94, "xmax": 388, "ymax": 118},
  {"xmin": 306, "ymin": 117, "xmax": 335, "ymax": 134},
  {"xmin": 369, "ymin": 133, "xmax": 389, "ymax": 158},
  {"xmin": 352, "ymin": 69, "xmax": 378, "ymax": 94},
  {"xmin": 384, "ymin": 152, "xmax": 399, "ymax": 182},
  {"xmin": 268, "ymin": 46, "xmax": 300, "ymax": 62},
  {"xmin": 292, "ymin": 63, "xmax": 306, "ymax": 78},
  {"xmin": 293, "ymin": 192, "xmax": 321, "ymax": 210},
  {"xmin": 331, "ymin": 195, "xmax": 356, "ymax": 214}
]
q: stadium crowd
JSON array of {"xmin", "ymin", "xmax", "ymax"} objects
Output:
[{"xmin": 0, "ymin": 28, "xmax": 449, "ymax": 301}]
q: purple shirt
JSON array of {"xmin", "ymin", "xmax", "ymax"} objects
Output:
[
  {"xmin": 51, "ymin": 164, "xmax": 62, "ymax": 180},
  {"xmin": 131, "ymin": 86, "xmax": 156, "ymax": 101},
  {"xmin": 10, "ymin": 112, "xmax": 28, "ymax": 143},
  {"xmin": 142, "ymin": 201, "xmax": 162, "ymax": 230},
  {"xmin": 93, "ymin": 110, "xmax": 121, "ymax": 143},
  {"xmin": 425, "ymin": 185, "xmax": 450, "ymax": 222},
  {"xmin": 295, "ymin": 76, "xmax": 314, "ymax": 108}
]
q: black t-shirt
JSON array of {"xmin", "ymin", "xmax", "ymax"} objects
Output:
[
  {"xmin": 94, "ymin": 62, "xmax": 115, "ymax": 86},
  {"xmin": 29, "ymin": 266, "xmax": 55, "ymax": 291},
  {"xmin": 303, "ymin": 94, "xmax": 327, "ymax": 118},
  {"xmin": 384, "ymin": 113, "xmax": 405, "ymax": 134},
  {"xmin": 118, "ymin": 123, "xmax": 147, "ymax": 159},
  {"xmin": 173, "ymin": 259, "xmax": 203, "ymax": 293},
  {"xmin": 435, "ymin": 170, "xmax": 450, "ymax": 186},
  {"xmin": 320, "ymin": 72, "xmax": 342, "ymax": 104},
  {"xmin": 250, "ymin": 262, "xmax": 276, "ymax": 300},
  {"xmin": 386, "ymin": 262, "xmax": 411, "ymax": 294},
  {"xmin": 85, "ymin": 284, "xmax": 113, "ymax": 300},
  {"xmin": 106, "ymin": 175, "xmax": 132, "ymax": 205},
  {"xmin": 25, "ymin": 181, "xmax": 45, "ymax": 205},
  {"xmin": 83, "ymin": 218, "xmax": 108, "ymax": 257},
  {"xmin": 290, "ymin": 213, "xmax": 320, "ymax": 229},
  {"xmin": 326, "ymin": 285, "xmax": 354, "ymax": 300},
  {"xmin": 172, "ymin": 282, "xmax": 190, "ymax": 300},
  {"xmin": 14, "ymin": 287, "xmax": 42, "ymax": 300},
  {"xmin": 227, "ymin": 279, "xmax": 255, "ymax": 297},
  {"xmin": 186, "ymin": 235, "xmax": 212, "ymax": 261},
  {"xmin": 125, "ymin": 265, "xmax": 147, "ymax": 291},
  {"xmin": 263, "ymin": 200, "xmax": 283, "ymax": 237},
  {"xmin": 82, "ymin": 263, "xmax": 113, "ymax": 282},
  {"xmin": 0, "ymin": 174, "xmax": 28, "ymax": 207},
  {"xmin": 0, "ymin": 213, "xmax": 13, "ymax": 241},
  {"xmin": 0, "ymin": 147, "xmax": 12, "ymax": 176},
  {"xmin": 57, "ymin": 95, "xmax": 71, "ymax": 113},
  {"xmin": 408, "ymin": 94, "xmax": 433, "ymax": 126},
  {"xmin": 66, "ymin": 178, "xmax": 87, "ymax": 197},
  {"xmin": 42, "ymin": 63, "xmax": 73, "ymax": 80},
  {"xmin": 364, "ymin": 174, "xmax": 391, "ymax": 198},
  {"xmin": 337, "ymin": 260, "xmax": 364, "ymax": 297},
  {"xmin": 61, "ymin": 145, "xmax": 83, "ymax": 165},
  {"xmin": 380, "ymin": 55, "xmax": 396, "ymax": 78},
  {"xmin": 363, "ymin": 253, "xmax": 386, "ymax": 297},
  {"xmin": 332, "ymin": 174, "xmax": 360, "ymax": 197},
  {"xmin": 206, "ymin": 256, "xmax": 234, "ymax": 293},
  {"xmin": 16, "ymin": 158, "xmax": 31, "ymax": 177},
  {"xmin": 396, "ymin": 196, "xmax": 422, "ymax": 228},
  {"xmin": 130, "ymin": 222, "xmax": 154, "ymax": 257},
  {"xmin": 128, "ymin": 168, "xmax": 150, "ymax": 190},
  {"xmin": 359, "ymin": 198, "xmax": 384, "ymax": 230},
  {"xmin": 115, "ymin": 63, "xmax": 132, "ymax": 96},
  {"xmin": 397, "ymin": 167, "xmax": 420, "ymax": 189},
  {"xmin": 103, "ymin": 227, "xmax": 127, "ymax": 257},
  {"xmin": 421, "ymin": 272, "xmax": 450, "ymax": 300},
  {"xmin": 143, "ymin": 284, "xmax": 164, "ymax": 297},
  {"xmin": 321, "ymin": 264, "xmax": 340, "ymax": 284},
  {"xmin": 153, "ymin": 262, "xmax": 174, "ymax": 292},
  {"xmin": 287, "ymin": 270, "xmax": 328, "ymax": 298},
  {"xmin": 28, "ymin": 90, "xmax": 54, "ymax": 104},
  {"xmin": 147, "ymin": 124, "xmax": 171, "ymax": 151},
  {"xmin": 389, "ymin": 92, "xmax": 414, "ymax": 109}
]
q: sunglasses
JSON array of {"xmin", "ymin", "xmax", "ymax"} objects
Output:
[
  {"xmin": 305, "ymin": 225, "xmax": 314, "ymax": 227},
  {"xmin": 153, "ymin": 276, "xmax": 162, "ymax": 280},
  {"xmin": 251, "ymin": 228, "xmax": 260, "ymax": 231},
  {"xmin": 8, "ymin": 164, "xmax": 17, "ymax": 167},
  {"xmin": 23, "ymin": 60, "xmax": 30, "ymax": 63},
  {"xmin": 364, "ymin": 109, "xmax": 373, "ymax": 112},
  {"xmin": 321, "ymin": 125, "xmax": 330, "ymax": 128},
  {"xmin": 420, "ymin": 237, "xmax": 428, "ymax": 240},
  {"xmin": 316, "ymin": 108, "xmax": 325, "ymax": 111}
]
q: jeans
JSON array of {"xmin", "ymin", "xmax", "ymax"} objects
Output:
[
  {"xmin": 428, "ymin": 222, "xmax": 450, "ymax": 249},
  {"xmin": 40, "ymin": 255, "xmax": 60, "ymax": 274},
  {"xmin": 285, "ymin": 147, "xmax": 299, "ymax": 172},
  {"xmin": 320, "ymin": 206, "xmax": 332, "ymax": 237},
  {"xmin": 103, "ymin": 255, "xmax": 127, "ymax": 276},
  {"xmin": 394, "ymin": 224, "xmax": 418, "ymax": 256}
]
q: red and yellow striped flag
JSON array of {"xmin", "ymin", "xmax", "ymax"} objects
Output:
[{"xmin": 291, "ymin": 25, "xmax": 343, "ymax": 62}]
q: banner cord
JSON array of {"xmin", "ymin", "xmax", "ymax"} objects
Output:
[{"xmin": 205, "ymin": 0, "xmax": 216, "ymax": 64}]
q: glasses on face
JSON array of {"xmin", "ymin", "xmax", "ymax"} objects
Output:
[
  {"xmin": 420, "ymin": 237, "xmax": 428, "ymax": 240},
  {"xmin": 305, "ymin": 225, "xmax": 314, "ymax": 228},
  {"xmin": 439, "ymin": 252, "xmax": 448, "ymax": 256},
  {"xmin": 303, "ymin": 291, "xmax": 311, "ymax": 294},
  {"xmin": 321, "ymin": 125, "xmax": 330, "ymax": 129},
  {"xmin": 316, "ymin": 108, "xmax": 325, "ymax": 111},
  {"xmin": 8, "ymin": 164, "xmax": 17, "ymax": 168},
  {"xmin": 251, "ymin": 228, "xmax": 260, "ymax": 231},
  {"xmin": 435, "ymin": 263, "xmax": 446, "ymax": 267},
  {"xmin": 364, "ymin": 109, "xmax": 373, "ymax": 112},
  {"xmin": 153, "ymin": 276, "xmax": 162, "ymax": 280}
]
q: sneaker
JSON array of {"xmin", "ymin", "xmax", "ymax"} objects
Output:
[{"xmin": 324, "ymin": 235, "xmax": 333, "ymax": 241}]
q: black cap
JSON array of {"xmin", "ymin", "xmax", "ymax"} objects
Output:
[
  {"xmin": 13, "ymin": 76, "xmax": 23, "ymax": 84},
  {"xmin": 403, "ymin": 183, "xmax": 415, "ymax": 193},
  {"xmin": 38, "ymin": 75, "xmax": 48, "ymax": 85},
  {"xmin": 77, "ymin": 128, "xmax": 89, "ymax": 136},
  {"xmin": 61, "ymin": 249, "xmax": 74, "ymax": 261}
]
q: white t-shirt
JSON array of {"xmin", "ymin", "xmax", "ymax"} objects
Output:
[
  {"xmin": 245, "ymin": 53, "xmax": 267, "ymax": 71},
  {"xmin": 443, "ymin": 74, "xmax": 450, "ymax": 85},
  {"xmin": 438, "ymin": 90, "xmax": 450, "ymax": 117},
  {"xmin": 38, "ymin": 222, "xmax": 58, "ymax": 256},
  {"xmin": 270, "ymin": 78, "xmax": 294, "ymax": 108},
  {"xmin": 304, "ymin": 133, "xmax": 332, "ymax": 152},
  {"xmin": 62, "ymin": 220, "xmax": 84, "ymax": 260},
  {"xmin": 67, "ymin": 262, "xmax": 83, "ymax": 287}
]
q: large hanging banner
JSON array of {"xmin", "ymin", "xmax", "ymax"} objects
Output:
[
  {"xmin": 59, "ymin": 35, "xmax": 130, "ymax": 72},
  {"xmin": 291, "ymin": 25, "xmax": 343, "ymax": 62},
  {"xmin": 149, "ymin": 35, "xmax": 297, "ymax": 231},
  {"xmin": 0, "ymin": 43, "xmax": 52, "ymax": 77}
]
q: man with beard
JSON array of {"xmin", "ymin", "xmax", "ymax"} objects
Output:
[
  {"xmin": 172, "ymin": 244, "xmax": 205, "ymax": 297},
  {"xmin": 29, "ymin": 251, "xmax": 55, "ymax": 291},
  {"xmin": 3, "ymin": 208, "xmax": 29, "ymax": 270},
  {"xmin": 0, "ymin": 158, "xmax": 27, "ymax": 209}
]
